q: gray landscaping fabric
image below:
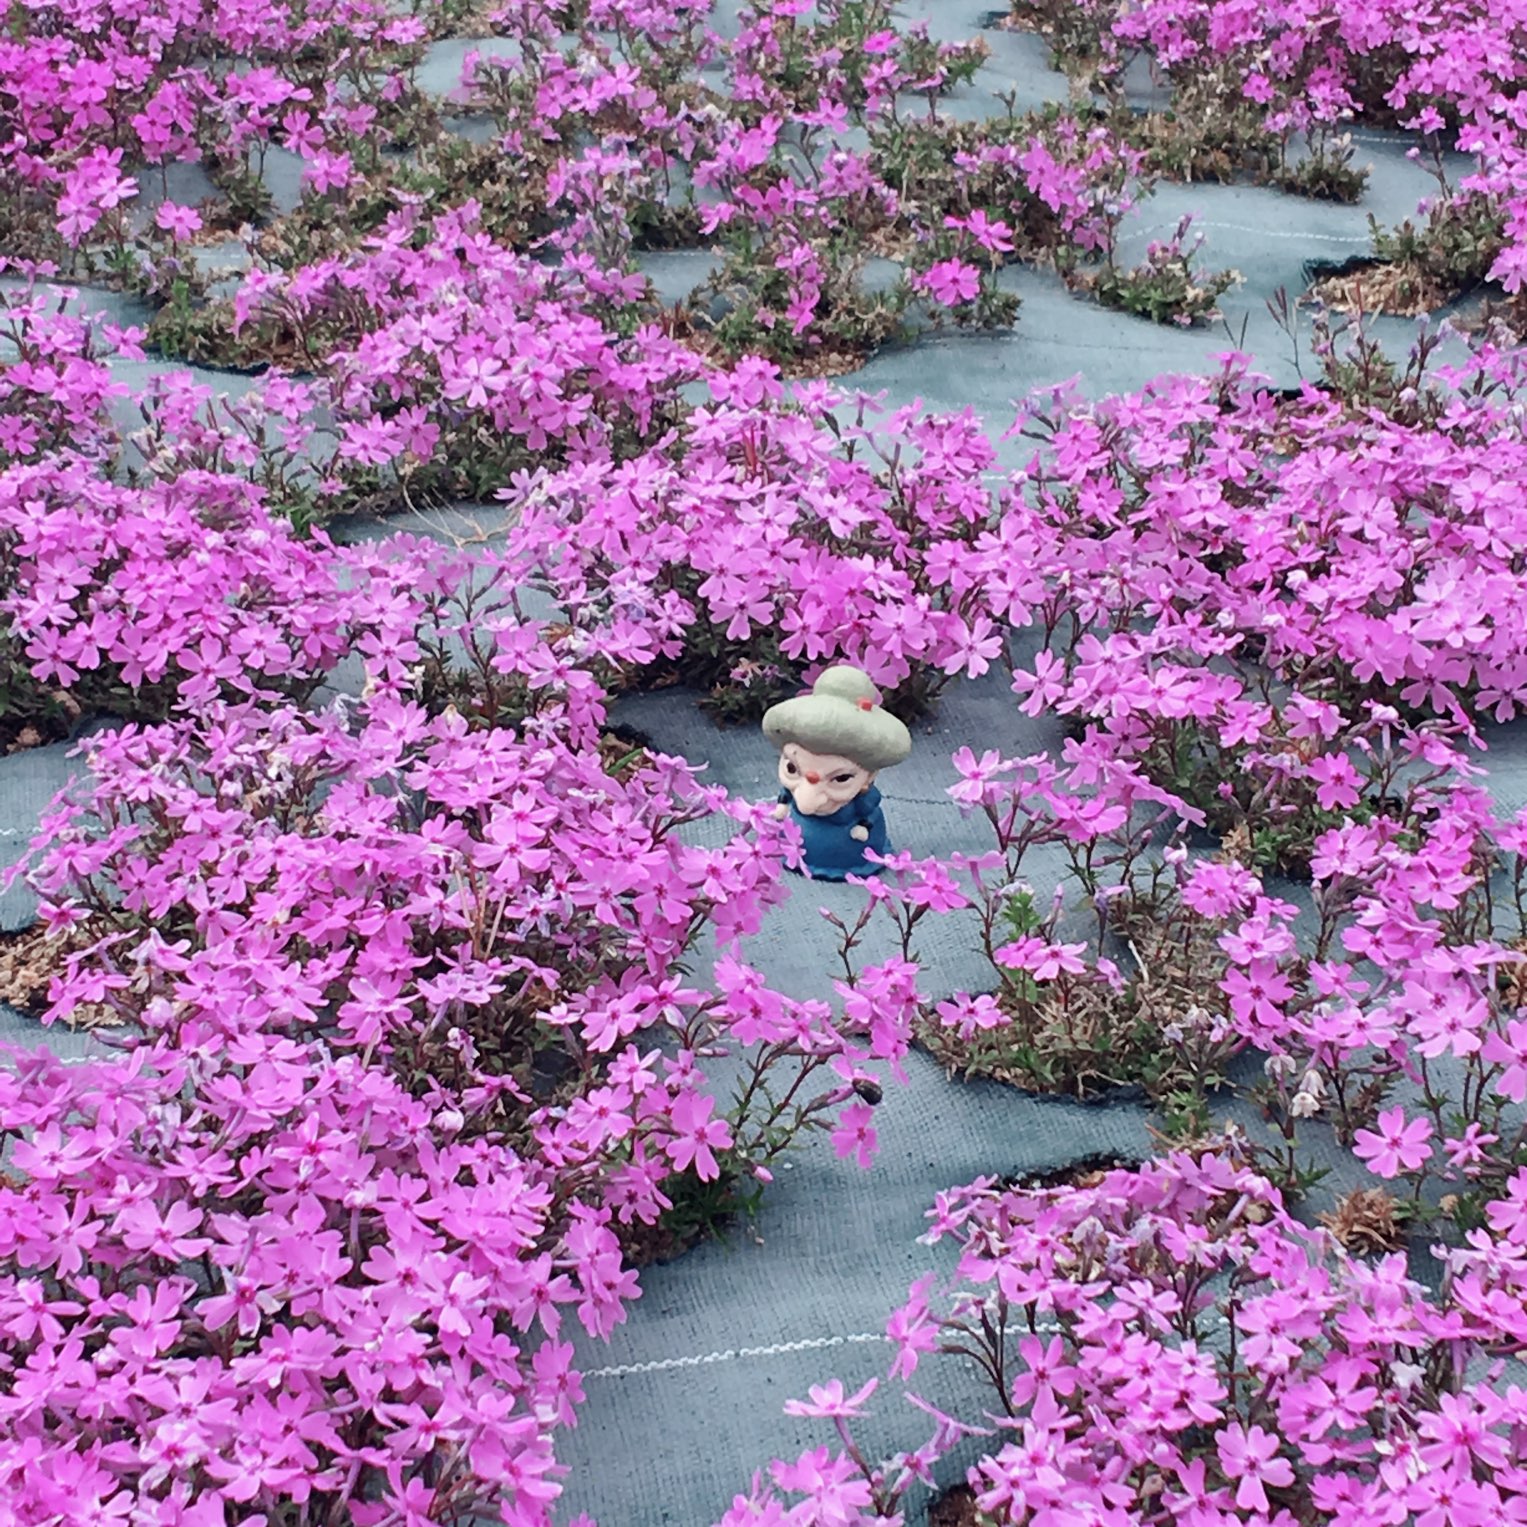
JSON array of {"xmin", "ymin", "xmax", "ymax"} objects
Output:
[
  {"xmin": 550, "ymin": 676, "xmax": 1429, "ymax": 1526},
  {"xmin": 0, "ymin": 734, "xmax": 118, "ymax": 1064},
  {"xmin": 0, "ymin": 735, "xmax": 96, "ymax": 933},
  {"xmin": 559, "ymin": 1057, "xmax": 1155, "ymax": 1525},
  {"xmin": 2, "ymin": 2, "xmax": 1522, "ymax": 1522}
]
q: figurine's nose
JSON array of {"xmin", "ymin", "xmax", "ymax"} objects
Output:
[{"xmin": 805, "ymin": 772, "xmax": 820, "ymax": 785}]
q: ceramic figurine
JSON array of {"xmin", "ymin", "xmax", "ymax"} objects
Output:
[{"xmin": 762, "ymin": 666, "xmax": 912, "ymax": 880}]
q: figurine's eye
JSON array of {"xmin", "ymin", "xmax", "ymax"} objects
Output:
[
  {"xmin": 832, "ymin": 773, "xmax": 855, "ymax": 784},
  {"xmin": 785, "ymin": 761, "xmax": 799, "ymax": 775}
]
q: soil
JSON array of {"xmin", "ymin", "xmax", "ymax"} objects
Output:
[
  {"xmin": 913, "ymin": 1011, "xmax": 1154, "ymax": 1105},
  {"xmin": 928, "ymin": 1485, "xmax": 985, "ymax": 1527},
  {"xmin": 1318, "ymin": 1186, "xmax": 1410, "ymax": 1254},
  {"xmin": 1307, "ymin": 258, "xmax": 1456, "ymax": 317},
  {"xmin": 616, "ymin": 1213, "xmax": 720, "ymax": 1269},
  {"xmin": 0, "ymin": 920, "xmax": 120, "ymax": 1028},
  {"xmin": 1450, "ymin": 291, "xmax": 1527, "ymax": 341},
  {"xmin": 597, "ymin": 724, "xmax": 654, "ymax": 780},
  {"xmin": 1007, "ymin": 1151, "xmax": 1143, "ymax": 1192},
  {"xmin": 663, "ymin": 311, "xmax": 883, "ymax": 380},
  {"xmin": 1, "ymin": 706, "xmax": 75, "ymax": 756}
]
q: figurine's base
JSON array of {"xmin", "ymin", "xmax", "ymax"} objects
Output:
[{"xmin": 785, "ymin": 861, "xmax": 886, "ymax": 882}]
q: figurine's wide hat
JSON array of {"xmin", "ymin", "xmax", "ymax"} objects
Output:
[{"xmin": 761, "ymin": 666, "xmax": 911, "ymax": 772}]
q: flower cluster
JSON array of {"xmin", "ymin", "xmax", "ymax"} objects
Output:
[
  {"xmin": 497, "ymin": 374, "xmax": 1013, "ymax": 710},
  {"xmin": 0, "ymin": 277, "xmax": 136, "ymax": 466},
  {"xmin": 0, "ymin": 0, "xmax": 436, "ymax": 266},
  {"xmin": 8, "ymin": 0, "xmax": 1527, "ymax": 1519},
  {"xmin": 1, "ymin": 458, "xmax": 396, "ymax": 716},
  {"xmin": 0, "ymin": 491, "xmax": 926, "ymax": 1516},
  {"xmin": 1014, "ymin": 0, "xmax": 1527, "ymax": 307},
  {"xmin": 728, "ymin": 1146, "xmax": 1527, "ymax": 1525},
  {"xmin": 231, "ymin": 202, "xmax": 702, "ymax": 505}
]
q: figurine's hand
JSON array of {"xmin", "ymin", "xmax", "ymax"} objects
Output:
[
  {"xmin": 850, "ymin": 824, "xmax": 869, "ymax": 842},
  {"xmin": 772, "ymin": 802, "xmax": 790, "ymax": 821}
]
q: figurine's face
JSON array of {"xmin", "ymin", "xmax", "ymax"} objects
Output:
[{"xmin": 778, "ymin": 743, "xmax": 874, "ymax": 817}]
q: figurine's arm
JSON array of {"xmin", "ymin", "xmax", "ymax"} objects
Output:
[
  {"xmin": 849, "ymin": 788, "xmax": 882, "ymax": 842},
  {"xmin": 773, "ymin": 787, "xmax": 791, "ymax": 821}
]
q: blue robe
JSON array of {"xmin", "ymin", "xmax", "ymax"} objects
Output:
[{"xmin": 778, "ymin": 786, "xmax": 892, "ymax": 880}]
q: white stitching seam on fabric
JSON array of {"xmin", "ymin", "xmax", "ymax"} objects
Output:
[
  {"xmin": 584, "ymin": 1331, "xmax": 886, "ymax": 1378},
  {"xmin": 1134, "ymin": 220, "xmax": 1371, "ymax": 245},
  {"xmin": 581, "ymin": 1317, "xmax": 1107, "ymax": 1379},
  {"xmin": 582, "ymin": 1311, "xmax": 1234, "ymax": 1379}
]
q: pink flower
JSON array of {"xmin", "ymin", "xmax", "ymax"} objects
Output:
[
  {"xmin": 115, "ymin": 1200, "xmax": 211, "ymax": 1261},
  {"xmin": 1181, "ymin": 859, "xmax": 1260, "ymax": 919},
  {"xmin": 830, "ymin": 1103, "xmax": 878, "ymax": 1170},
  {"xmin": 1012, "ymin": 650, "xmax": 1068, "ymax": 716},
  {"xmin": 886, "ymin": 1275, "xmax": 939, "ymax": 1380},
  {"xmin": 1008, "ymin": 1334, "xmax": 1079, "ymax": 1408},
  {"xmin": 154, "ymin": 203, "xmax": 202, "ymax": 240},
  {"xmin": 1353, "ymin": 1108, "xmax": 1433, "ymax": 1179},
  {"xmin": 783, "ymin": 1377, "xmax": 878, "ymax": 1419},
  {"xmin": 995, "ymin": 936, "xmax": 1087, "ymax": 980},
  {"xmin": 945, "ymin": 210, "xmax": 1015, "ymax": 254},
  {"xmin": 1218, "ymin": 700, "xmax": 1271, "ymax": 747},
  {"xmin": 769, "ymin": 1447, "xmax": 873, "ymax": 1516},
  {"xmin": 1216, "ymin": 1423, "xmax": 1294, "ymax": 1513},
  {"xmin": 304, "ymin": 149, "xmax": 353, "ymax": 194},
  {"xmin": 1441, "ymin": 1122, "xmax": 1497, "ymax": 1171},
  {"xmin": 918, "ymin": 259, "xmax": 980, "ymax": 306},
  {"xmin": 935, "ymin": 992, "xmax": 1006, "ymax": 1038},
  {"xmin": 938, "ymin": 614, "xmax": 1004, "ymax": 678},
  {"xmin": 1487, "ymin": 1172, "xmax": 1527, "ymax": 1243},
  {"xmin": 665, "ymin": 1091, "xmax": 732, "ymax": 1181},
  {"xmin": 1307, "ymin": 753, "xmax": 1363, "ymax": 811}
]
